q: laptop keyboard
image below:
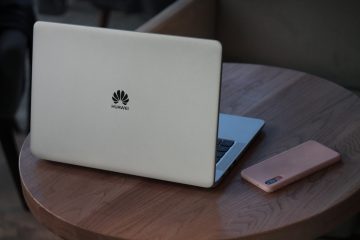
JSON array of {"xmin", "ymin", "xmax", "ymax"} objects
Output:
[{"xmin": 216, "ymin": 138, "xmax": 234, "ymax": 163}]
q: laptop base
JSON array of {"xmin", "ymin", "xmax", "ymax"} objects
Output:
[{"xmin": 214, "ymin": 113, "xmax": 264, "ymax": 184}]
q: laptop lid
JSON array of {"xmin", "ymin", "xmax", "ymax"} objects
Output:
[{"xmin": 31, "ymin": 22, "xmax": 222, "ymax": 187}]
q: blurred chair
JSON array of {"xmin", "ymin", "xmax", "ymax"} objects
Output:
[
  {"xmin": 141, "ymin": 0, "xmax": 177, "ymax": 19},
  {"xmin": 85, "ymin": 0, "xmax": 175, "ymax": 27},
  {"xmin": 83, "ymin": 0, "xmax": 141, "ymax": 27},
  {"xmin": 0, "ymin": 0, "xmax": 36, "ymax": 209},
  {"xmin": 137, "ymin": 0, "xmax": 360, "ymax": 94},
  {"xmin": 37, "ymin": 0, "xmax": 68, "ymax": 15}
]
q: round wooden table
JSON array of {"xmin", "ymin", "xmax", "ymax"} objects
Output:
[{"xmin": 20, "ymin": 63, "xmax": 360, "ymax": 240}]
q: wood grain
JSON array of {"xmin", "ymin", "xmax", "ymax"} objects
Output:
[{"xmin": 20, "ymin": 63, "xmax": 360, "ymax": 240}]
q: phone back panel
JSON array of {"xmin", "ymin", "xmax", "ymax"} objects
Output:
[{"xmin": 241, "ymin": 140, "xmax": 341, "ymax": 192}]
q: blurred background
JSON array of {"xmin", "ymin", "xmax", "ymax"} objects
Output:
[{"xmin": 0, "ymin": 0, "xmax": 173, "ymax": 239}]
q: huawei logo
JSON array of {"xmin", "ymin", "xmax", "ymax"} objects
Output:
[
  {"xmin": 112, "ymin": 90, "xmax": 129, "ymax": 105},
  {"xmin": 111, "ymin": 90, "xmax": 129, "ymax": 110}
]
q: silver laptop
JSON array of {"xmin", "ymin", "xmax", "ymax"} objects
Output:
[{"xmin": 31, "ymin": 21, "xmax": 264, "ymax": 188}]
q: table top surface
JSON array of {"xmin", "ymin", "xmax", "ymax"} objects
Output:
[{"xmin": 20, "ymin": 63, "xmax": 360, "ymax": 240}]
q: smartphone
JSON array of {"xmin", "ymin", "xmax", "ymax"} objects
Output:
[{"xmin": 241, "ymin": 140, "xmax": 341, "ymax": 192}]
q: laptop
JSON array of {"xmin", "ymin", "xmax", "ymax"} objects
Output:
[{"xmin": 31, "ymin": 21, "xmax": 264, "ymax": 188}]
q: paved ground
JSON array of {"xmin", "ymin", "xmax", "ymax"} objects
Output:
[{"xmin": 0, "ymin": 134, "xmax": 61, "ymax": 240}]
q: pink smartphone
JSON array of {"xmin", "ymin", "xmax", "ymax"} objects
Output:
[{"xmin": 241, "ymin": 140, "xmax": 341, "ymax": 192}]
